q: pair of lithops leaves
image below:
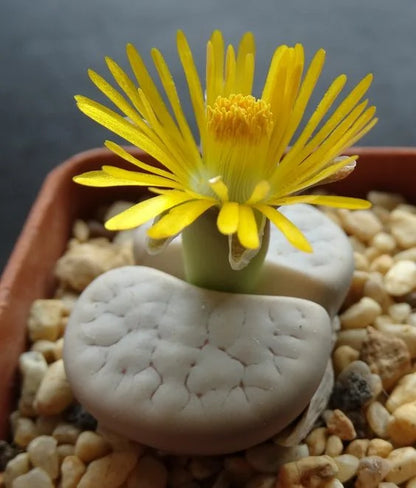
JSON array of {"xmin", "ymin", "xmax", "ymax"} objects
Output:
[{"xmin": 63, "ymin": 204, "xmax": 353, "ymax": 455}]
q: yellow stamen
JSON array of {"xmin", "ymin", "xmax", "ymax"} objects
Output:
[{"xmin": 207, "ymin": 94, "xmax": 273, "ymax": 144}]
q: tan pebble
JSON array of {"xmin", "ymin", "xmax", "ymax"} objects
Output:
[
  {"xmin": 223, "ymin": 456, "xmax": 255, "ymax": 485},
  {"xmin": 387, "ymin": 373, "xmax": 416, "ymax": 412},
  {"xmin": 305, "ymin": 427, "xmax": 328, "ymax": 456},
  {"xmin": 409, "ymin": 313, "xmax": 416, "ymax": 326},
  {"xmin": 324, "ymin": 435, "xmax": 343, "ymax": 457},
  {"xmin": 13, "ymin": 416, "xmax": 38, "ymax": 448},
  {"xmin": 75, "ymin": 430, "xmax": 111, "ymax": 463},
  {"xmin": 368, "ymin": 191, "xmax": 404, "ymax": 210},
  {"xmin": 332, "ymin": 345, "xmax": 359, "ymax": 375},
  {"xmin": 73, "ymin": 219, "xmax": 90, "ymax": 242},
  {"xmin": 246, "ymin": 443, "xmax": 305, "ymax": 473},
  {"xmin": 28, "ymin": 299, "xmax": 66, "ymax": 342},
  {"xmin": 325, "ymin": 409, "xmax": 356, "ymax": 441},
  {"xmin": 388, "ymin": 401, "xmax": 416, "ymax": 446},
  {"xmin": 406, "ymin": 476, "xmax": 416, "ymax": 488},
  {"xmin": 12, "ymin": 467, "xmax": 54, "ymax": 488},
  {"xmin": 394, "ymin": 247, "xmax": 416, "ymax": 263},
  {"xmin": 349, "ymin": 235, "xmax": 367, "ymax": 253},
  {"xmin": 340, "ymin": 297, "xmax": 382, "ymax": 329},
  {"xmin": 342, "ymin": 270, "xmax": 369, "ymax": 309},
  {"xmin": 390, "ymin": 209, "xmax": 416, "ymax": 249},
  {"xmin": 35, "ymin": 415, "xmax": 61, "ymax": 436},
  {"xmin": 364, "ymin": 273, "xmax": 393, "ymax": 312},
  {"xmin": 34, "ymin": 359, "xmax": 73, "ymax": 415},
  {"xmin": 359, "ymin": 326, "xmax": 411, "ymax": 390},
  {"xmin": 30, "ymin": 340, "xmax": 56, "ymax": 363},
  {"xmin": 366, "ymin": 401, "xmax": 393, "ymax": 439},
  {"xmin": 371, "ymin": 232, "xmax": 397, "ymax": 253},
  {"xmin": 18, "ymin": 351, "xmax": 48, "ymax": 416},
  {"xmin": 376, "ymin": 323, "xmax": 416, "ymax": 358},
  {"xmin": 78, "ymin": 451, "xmax": 138, "ymax": 488},
  {"xmin": 338, "ymin": 209, "xmax": 383, "ymax": 242},
  {"xmin": 345, "ymin": 439, "xmax": 370, "ymax": 458},
  {"xmin": 125, "ymin": 455, "xmax": 167, "ymax": 488},
  {"xmin": 389, "ymin": 303, "xmax": 412, "ymax": 323},
  {"xmin": 367, "ymin": 438, "xmax": 394, "ymax": 458},
  {"xmin": 52, "ymin": 422, "xmax": 81, "ymax": 445},
  {"xmin": 57, "ymin": 443, "xmax": 76, "ymax": 462},
  {"xmin": 323, "ymin": 478, "xmax": 343, "ymax": 488},
  {"xmin": 386, "ymin": 447, "xmax": 416, "ymax": 484},
  {"xmin": 55, "ymin": 239, "xmax": 134, "ymax": 292},
  {"xmin": 97, "ymin": 425, "xmax": 144, "ymax": 456},
  {"xmin": 354, "ymin": 252, "xmax": 370, "ymax": 271},
  {"xmin": 355, "ymin": 455, "xmax": 391, "ymax": 488},
  {"xmin": 370, "ymin": 254, "xmax": 394, "ymax": 274},
  {"xmin": 189, "ymin": 457, "xmax": 221, "ymax": 479},
  {"xmin": 3, "ymin": 452, "xmax": 30, "ymax": 487},
  {"xmin": 53, "ymin": 338, "xmax": 64, "ymax": 360},
  {"xmin": 244, "ymin": 473, "xmax": 275, "ymax": 488},
  {"xmin": 60, "ymin": 455, "xmax": 86, "ymax": 488},
  {"xmin": 333, "ymin": 454, "xmax": 359, "ymax": 483},
  {"xmin": 275, "ymin": 455, "xmax": 338, "ymax": 488},
  {"xmin": 27, "ymin": 435, "xmax": 59, "ymax": 480},
  {"xmin": 384, "ymin": 260, "xmax": 416, "ymax": 296},
  {"xmin": 336, "ymin": 329, "xmax": 367, "ymax": 350},
  {"xmin": 365, "ymin": 245, "xmax": 383, "ymax": 262}
]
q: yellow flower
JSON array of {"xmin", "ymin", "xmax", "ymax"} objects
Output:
[{"xmin": 74, "ymin": 30, "xmax": 377, "ymax": 253}]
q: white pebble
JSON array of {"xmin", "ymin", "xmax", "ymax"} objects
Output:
[
  {"xmin": 334, "ymin": 454, "xmax": 359, "ymax": 482},
  {"xmin": 338, "ymin": 209, "xmax": 383, "ymax": 242},
  {"xmin": 384, "ymin": 260, "xmax": 416, "ymax": 296},
  {"xmin": 18, "ymin": 351, "xmax": 48, "ymax": 416},
  {"xmin": 34, "ymin": 359, "xmax": 73, "ymax": 415},
  {"xmin": 340, "ymin": 297, "xmax": 382, "ymax": 329},
  {"xmin": 27, "ymin": 435, "xmax": 59, "ymax": 480},
  {"xmin": 386, "ymin": 447, "xmax": 416, "ymax": 484},
  {"xmin": 366, "ymin": 401, "xmax": 393, "ymax": 439},
  {"xmin": 3, "ymin": 452, "xmax": 30, "ymax": 487},
  {"xmin": 390, "ymin": 209, "xmax": 416, "ymax": 249},
  {"xmin": 13, "ymin": 467, "xmax": 54, "ymax": 488}
]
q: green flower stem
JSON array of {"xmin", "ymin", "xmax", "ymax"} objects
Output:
[{"xmin": 181, "ymin": 209, "xmax": 269, "ymax": 294}]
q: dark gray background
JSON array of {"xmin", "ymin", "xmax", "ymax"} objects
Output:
[{"xmin": 1, "ymin": 0, "xmax": 416, "ymax": 272}]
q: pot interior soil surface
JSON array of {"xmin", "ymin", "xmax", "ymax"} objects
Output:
[{"xmin": 1, "ymin": 146, "xmax": 416, "ymax": 487}]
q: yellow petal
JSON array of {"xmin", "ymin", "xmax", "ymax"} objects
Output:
[
  {"xmin": 217, "ymin": 202, "xmax": 239, "ymax": 235},
  {"xmin": 255, "ymin": 204, "xmax": 312, "ymax": 252},
  {"xmin": 247, "ymin": 180, "xmax": 271, "ymax": 204},
  {"xmin": 147, "ymin": 199, "xmax": 216, "ymax": 239},
  {"xmin": 176, "ymin": 31, "xmax": 206, "ymax": 144},
  {"xmin": 237, "ymin": 205, "xmax": 259, "ymax": 249},
  {"xmin": 73, "ymin": 170, "xmax": 146, "ymax": 187},
  {"xmin": 101, "ymin": 165, "xmax": 181, "ymax": 188},
  {"xmin": 209, "ymin": 176, "xmax": 229, "ymax": 201},
  {"xmin": 105, "ymin": 192, "xmax": 193, "ymax": 230},
  {"xmin": 104, "ymin": 141, "xmax": 177, "ymax": 180},
  {"xmin": 273, "ymin": 194, "xmax": 371, "ymax": 209},
  {"xmin": 75, "ymin": 96, "xmax": 178, "ymax": 172}
]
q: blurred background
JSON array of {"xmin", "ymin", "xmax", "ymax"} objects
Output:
[{"xmin": 1, "ymin": 0, "xmax": 416, "ymax": 272}]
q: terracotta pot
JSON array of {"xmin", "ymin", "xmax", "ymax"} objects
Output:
[{"xmin": 0, "ymin": 146, "xmax": 415, "ymax": 440}]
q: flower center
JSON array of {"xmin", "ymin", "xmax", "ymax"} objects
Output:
[{"xmin": 207, "ymin": 94, "xmax": 273, "ymax": 144}]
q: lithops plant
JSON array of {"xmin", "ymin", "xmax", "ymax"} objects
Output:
[{"xmin": 64, "ymin": 30, "xmax": 376, "ymax": 454}]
